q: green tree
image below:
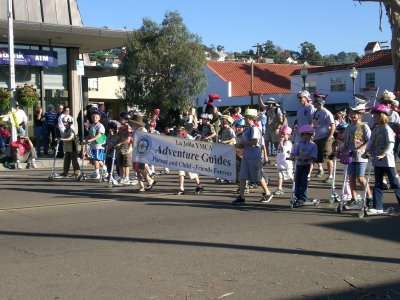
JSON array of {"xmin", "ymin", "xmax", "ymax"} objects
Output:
[
  {"xmin": 262, "ymin": 40, "xmax": 278, "ymax": 60},
  {"xmin": 299, "ymin": 41, "xmax": 323, "ymax": 64},
  {"xmin": 118, "ymin": 11, "xmax": 207, "ymax": 116},
  {"xmin": 356, "ymin": 0, "xmax": 400, "ymax": 92}
]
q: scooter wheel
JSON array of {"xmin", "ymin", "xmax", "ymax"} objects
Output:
[
  {"xmin": 107, "ymin": 182, "xmax": 113, "ymax": 188},
  {"xmin": 387, "ymin": 207, "xmax": 395, "ymax": 215},
  {"xmin": 328, "ymin": 196, "xmax": 335, "ymax": 204},
  {"xmin": 337, "ymin": 205, "xmax": 342, "ymax": 214},
  {"xmin": 358, "ymin": 210, "xmax": 365, "ymax": 219},
  {"xmin": 48, "ymin": 175, "xmax": 54, "ymax": 181}
]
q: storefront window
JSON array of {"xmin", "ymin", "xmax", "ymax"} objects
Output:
[
  {"xmin": 42, "ymin": 47, "xmax": 68, "ymax": 108},
  {"xmin": 0, "ymin": 44, "xmax": 68, "ymax": 133}
]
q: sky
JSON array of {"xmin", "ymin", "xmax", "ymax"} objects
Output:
[{"xmin": 77, "ymin": 0, "xmax": 392, "ymax": 56}]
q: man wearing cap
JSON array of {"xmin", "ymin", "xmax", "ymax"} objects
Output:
[
  {"xmin": 233, "ymin": 108, "xmax": 273, "ymax": 205},
  {"xmin": 258, "ymin": 95, "xmax": 283, "ymax": 156},
  {"xmin": 312, "ymin": 93, "xmax": 336, "ymax": 183},
  {"xmin": 294, "ymin": 90, "xmax": 316, "ymax": 143},
  {"xmin": 10, "ymin": 135, "xmax": 37, "ymax": 169}
]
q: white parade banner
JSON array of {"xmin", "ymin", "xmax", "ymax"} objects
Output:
[{"xmin": 132, "ymin": 131, "xmax": 236, "ymax": 181}]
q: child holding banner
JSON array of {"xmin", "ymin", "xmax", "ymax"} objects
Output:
[
  {"xmin": 174, "ymin": 127, "xmax": 205, "ymax": 195},
  {"xmin": 130, "ymin": 114, "xmax": 156, "ymax": 192}
]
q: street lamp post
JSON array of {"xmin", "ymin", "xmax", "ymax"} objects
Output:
[
  {"xmin": 350, "ymin": 67, "xmax": 358, "ymax": 96},
  {"xmin": 300, "ymin": 63, "xmax": 308, "ymax": 91}
]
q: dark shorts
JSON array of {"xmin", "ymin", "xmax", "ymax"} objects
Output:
[
  {"xmin": 314, "ymin": 136, "xmax": 333, "ymax": 163},
  {"xmin": 118, "ymin": 151, "xmax": 132, "ymax": 167}
]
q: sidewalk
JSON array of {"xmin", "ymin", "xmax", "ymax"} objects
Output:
[{"xmin": 0, "ymin": 156, "xmax": 63, "ymax": 171}]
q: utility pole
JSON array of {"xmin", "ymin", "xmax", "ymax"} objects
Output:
[
  {"xmin": 250, "ymin": 60, "xmax": 254, "ymax": 106},
  {"xmin": 250, "ymin": 43, "xmax": 267, "ymax": 106},
  {"xmin": 8, "ymin": 0, "xmax": 17, "ymax": 142}
]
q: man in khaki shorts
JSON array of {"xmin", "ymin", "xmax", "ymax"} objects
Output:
[{"xmin": 312, "ymin": 94, "xmax": 336, "ymax": 183}]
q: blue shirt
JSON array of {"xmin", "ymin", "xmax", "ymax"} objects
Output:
[
  {"xmin": 243, "ymin": 125, "xmax": 262, "ymax": 159},
  {"xmin": 292, "ymin": 140, "xmax": 318, "ymax": 165}
]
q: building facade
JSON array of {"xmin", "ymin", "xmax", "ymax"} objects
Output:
[{"xmin": 0, "ymin": 0, "xmax": 128, "ymax": 129}]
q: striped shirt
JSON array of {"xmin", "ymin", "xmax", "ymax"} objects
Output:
[{"xmin": 44, "ymin": 111, "xmax": 58, "ymax": 125}]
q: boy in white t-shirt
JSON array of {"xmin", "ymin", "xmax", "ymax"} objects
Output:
[
  {"xmin": 84, "ymin": 111, "xmax": 107, "ymax": 179},
  {"xmin": 274, "ymin": 125, "xmax": 294, "ymax": 195}
]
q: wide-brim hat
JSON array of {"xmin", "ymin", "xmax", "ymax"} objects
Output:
[
  {"xmin": 244, "ymin": 108, "xmax": 258, "ymax": 118},
  {"xmin": 220, "ymin": 114, "xmax": 234, "ymax": 124},
  {"xmin": 129, "ymin": 114, "xmax": 144, "ymax": 127},
  {"xmin": 350, "ymin": 103, "xmax": 367, "ymax": 113},
  {"xmin": 265, "ymin": 97, "xmax": 277, "ymax": 105},
  {"xmin": 381, "ymin": 89, "xmax": 396, "ymax": 102}
]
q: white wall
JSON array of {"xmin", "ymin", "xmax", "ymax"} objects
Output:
[{"xmin": 291, "ymin": 65, "xmax": 394, "ymax": 106}]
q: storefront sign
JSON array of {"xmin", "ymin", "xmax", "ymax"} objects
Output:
[
  {"xmin": 132, "ymin": 131, "xmax": 236, "ymax": 181},
  {"xmin": 0, "ymin": 49, "xmax": 58, "ymax": 67}
]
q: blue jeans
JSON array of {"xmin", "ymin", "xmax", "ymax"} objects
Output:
[
  {"xmin": 373, "ymin": 166, "xmax": 400, "ymax": 209},
  {"xmin": 35, "ymin": 126, "xmax": 48, "ymax": 155},
  {"xmin": 295, "ymin": 164, "xmax": 311, "ymax": 202},
  {"xmin": 395, "ymin": 136, "xmax": 400, "ymax": 160}
]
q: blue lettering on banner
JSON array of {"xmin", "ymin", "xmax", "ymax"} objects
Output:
[{"xmin": 0, "ymin": 49, "xmax": 58, "ymax": 67}]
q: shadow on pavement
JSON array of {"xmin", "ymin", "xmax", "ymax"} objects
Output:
[
  {"xmin": 0, "ymin": 230, "xmax": 399, "ymax": 265},
  {"xmin": 285, "ymin": 279, "xmax": 400, "ymax": 299},
  {"xmin": 317, "ymin": 217, "xmax": 400, "ymax": 244}
]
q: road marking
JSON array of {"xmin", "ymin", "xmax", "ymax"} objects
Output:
[
  {"xmin": 0, "ymin": 199, "xmax": 113, "ymax": 212},
  {"xmin": 0, "ymin": 193, "xmax": 176, "ymax": 212}
]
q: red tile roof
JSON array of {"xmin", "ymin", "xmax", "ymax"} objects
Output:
[
  {"xmin": 292, "ymin": 50, "xmax": 393, "ymax": 75},
  {"xmin": 207, "ymin": 61, "xmax": 302, "ymax": 97}
]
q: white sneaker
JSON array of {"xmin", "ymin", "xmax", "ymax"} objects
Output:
[
  {"xmin": 273, "ymin": 189, "xmax": 284, "ymax": 195},
  {"xmin": 368, "ymin": 208, "xmax": 384, "ymax": 214},
  {"xmin": 16, "ymin": 161, "xmax": 22, "ymax": 169},
  {"xmin": 90, "ymin": 172, "xmax": 100, "ymax": 179},
  {"xmin": 31, "ymin": 163, "xmax": 38, "ymax": 169},
  {"xmin": 121, "ymin": 177, "xmax": 130, "ymax": 185}
]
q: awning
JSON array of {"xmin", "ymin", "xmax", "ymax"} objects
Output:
[
  {"xmin": 84, "ymin": 65, "xmax": 119, "ymax": 78},
  {"xmin": 0, "ymin": 20, "xmax": 131, "ymax": 52}
]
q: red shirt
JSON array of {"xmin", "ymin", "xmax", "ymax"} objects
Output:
[
  {"xmin": 0, "ymin": 128, "xmax": 10, "ymax": 138},
  {"xmin": 10, "ymin": 141, "xmax": 30, "ymax": 156}
]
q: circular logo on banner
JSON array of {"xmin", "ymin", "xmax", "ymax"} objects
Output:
[{"xmin": 137, "ymin": 135, "xmax": 152, "ymax": 157}]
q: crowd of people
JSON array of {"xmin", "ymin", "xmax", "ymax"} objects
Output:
[{"xmin": 1, "ymin": 90, "xmax": 400, "ymax": 214}]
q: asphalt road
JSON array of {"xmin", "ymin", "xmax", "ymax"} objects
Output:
[{"xmin": 0, "ymin": 165, "xmax": 399, "ymax": 300}]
